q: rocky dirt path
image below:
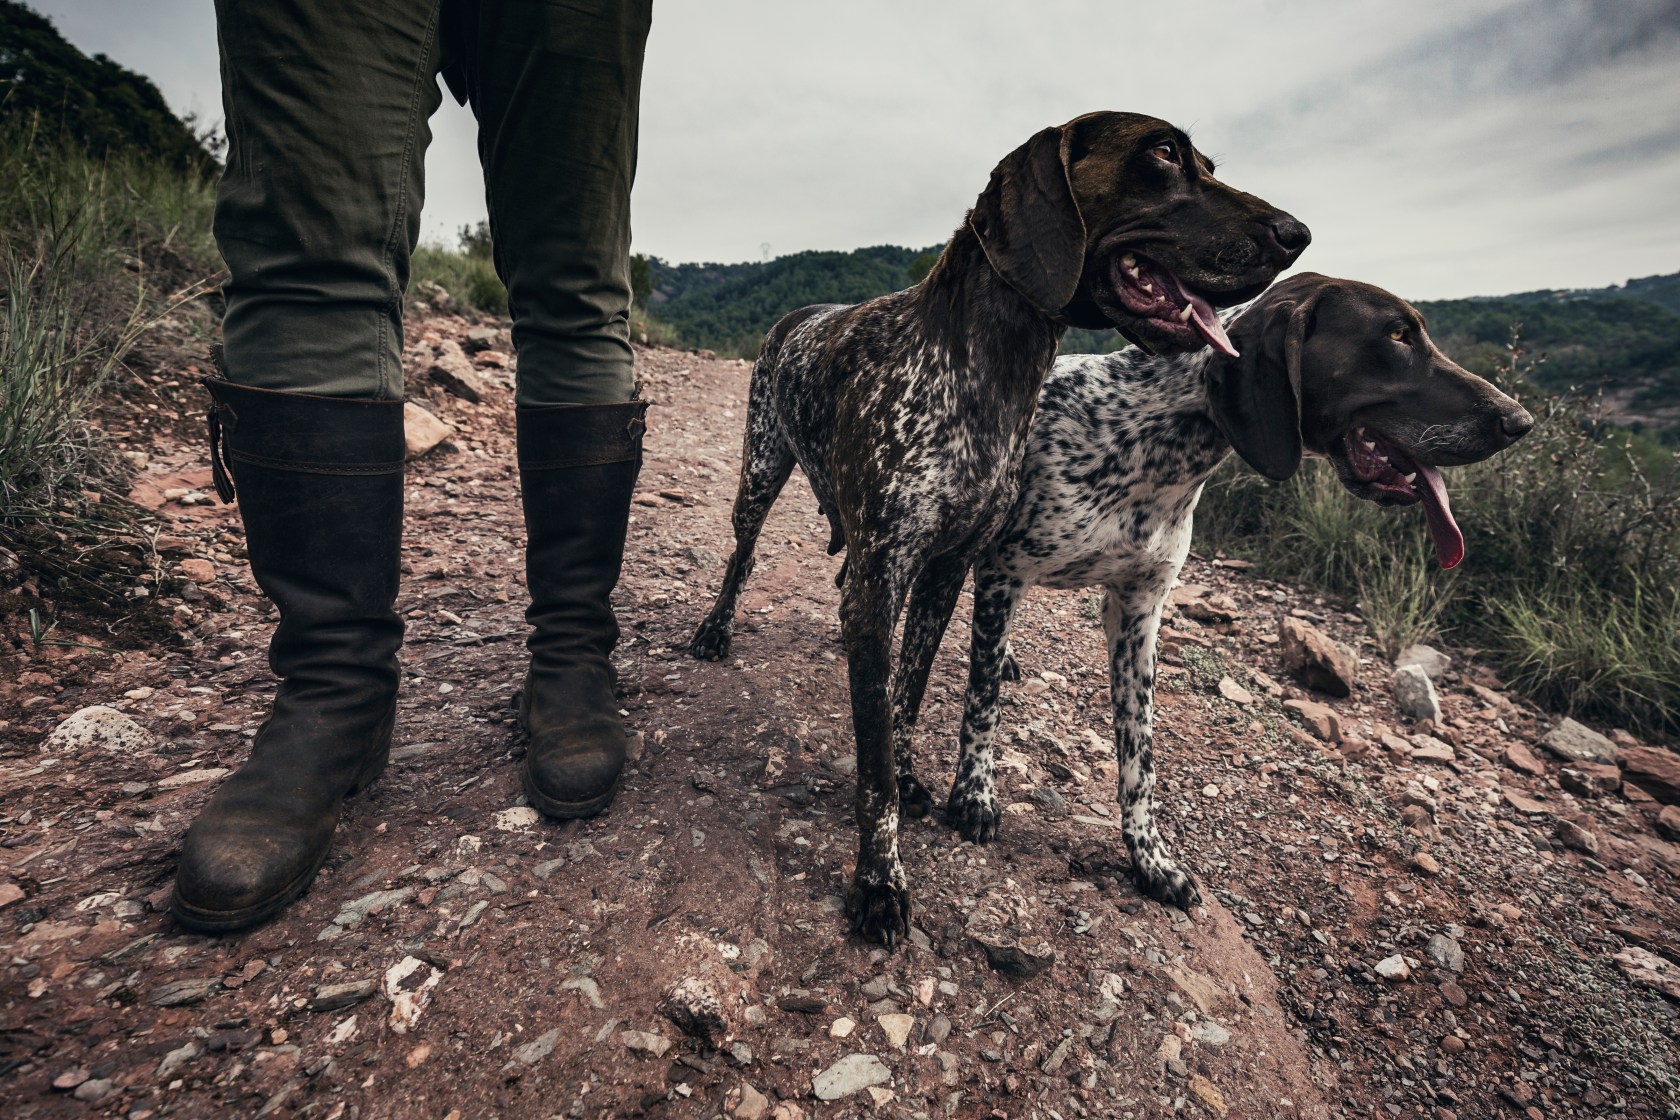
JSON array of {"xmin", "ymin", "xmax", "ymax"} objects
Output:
[{"xmin": 2, "ymin": 311, "xmax": 1679, "ymax": 1119}]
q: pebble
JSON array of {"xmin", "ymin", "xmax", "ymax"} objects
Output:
[
  {"xmin": 621, "ymin": 1030, "xmax": 672, "ymax": 1059},
  {"xmin": 1424, "ymin": 934, "xmax": 1465, "ymax": 973},
  {"xmin": 73, "ymin": 1078, "xmax": 114, "ymax": 1103},
  {"xmin": 493, "ymin": 806, "xmax": 539, "ymax": 831},
  {"xmin": 1409, "ymin": 851, "xmax": 1442, "ymax": 876},
  {"xmin": 512, "ymin": 1028, "xmax": 560, "ymax": 1064},
  {"xmin": 830, "ymin": 1017, "xmax": 856, "ymax": 1039},
  {"xmin": 383, "ymin": 956, "xmax": 442, "ymax": 1034},
  {"xmin": 1187, "ymin": 1073, "xmax": 1228, "ymax": 1116},
  {"xmin": 811, "ymin": 1053, "xmax": 891, "ymax": 1101},
  {"xmin": 1554, "ymin": 818, "xmax": 1599, "ymax": 855},
  {"xmin": 1392, "ymin": 664, "xmax": 1442, "ymax": 723},
  {"xmin": 1441, "ymin": 1035, "xmax": 1466, "ymax": 1054},
  {"xmin": 1439, "ymin": 981, "xmax": 1469, "ymax": 1008},
  {"xmin": 926, "ymin": 1015, "xmax": 952, "ymax": 1045},
  {"xmin": 662, "ymin": 976, "xmax": 727, "ymax": 1039},
  {"xmin": 147, "ymin": 977, "xmax": 219, "ymax": 1007},
  {"xmin": 310, "ymin": 978, "xmax": 378, "ymax": 1012},
  {"xmin": 1189, "ymin": 1020, "xmax": 1232, "ymax": 1047},
  {"xmin": 176, "ymin": 558, "xmax": 217, "ymax": 584},
  {"xmin": 726, "ymin": 1081, "xmax": 771, "ymax": 1120},
  {"xmin": 877, "ymin": 1012, "xmax": 914, "ymax": 1049},
  {"xmin": 45, "ymin": 706, "xmax": 157, "ymax": 757},
  {"xmin": 1374, "ymin": 955, "xmax": 1411, "ymax": 981}
]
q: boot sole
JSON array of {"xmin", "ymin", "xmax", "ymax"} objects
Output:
[
  {"xmin": 168, "ymin": 844, "xmax": 333, "ymax": 935},
  {"xmin": 522, "ymin": 768, "xmax": 620, "ymax": 821}
]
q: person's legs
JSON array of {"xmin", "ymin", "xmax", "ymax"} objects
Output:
[
  {"xmin": 458, "ymin": 0, "xmax": 652, "ymax": 816},
  {"xmin": 173, "ymin": 0, "xmax": 444, "ymax": 933}
]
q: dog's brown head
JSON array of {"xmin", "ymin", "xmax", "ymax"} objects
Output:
[
  {"xmin": 968, "ymin": 111, "xmax": 1309, "ymax": 356},
  {"xmin": 1205, "ymin": 272, "xmax": 1536, "ymax": 568}
]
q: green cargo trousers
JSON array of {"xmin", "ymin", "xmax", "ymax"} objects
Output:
[{"xmin": 214, "ymin": 0, "xmax": 651, "ymax": 405}]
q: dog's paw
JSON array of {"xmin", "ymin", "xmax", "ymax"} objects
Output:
[
  {"xmin": 1134, "ymin": 863, "xmax": 1201, "ymax": 910},
  {"xmin": 846, "ymin": 868, "xmax": 912, "ymax": 949},
  {"xmin": 688, "ymin": 616, "xmax": 734, "ymax": 661},
  {"xmin": 999, "ymin": 648, "xmax": 1021, "ymax": 681},
  {"xmin": 898, "ymin": 773, "xmax": 935, "ymax": 819},
  {"xmin": 946, "ymin": 787, "xmax": 1000, "ymax": 844}
]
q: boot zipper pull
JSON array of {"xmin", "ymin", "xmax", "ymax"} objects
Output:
[{"xmin": 204, "ymin": 381, "xmax": 237, "ymax": 504}]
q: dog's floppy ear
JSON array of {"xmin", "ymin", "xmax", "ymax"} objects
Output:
[
  {"xmin": 968, "ymin": 125, "xmax": 1085, "ymax": 315},
  {"xmin": 1205, "ymin": 280, "xmax": 1321, "ymax": 481}
]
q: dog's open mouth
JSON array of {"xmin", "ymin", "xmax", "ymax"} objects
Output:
[
  {"xmin": 1110, "ymin": 252, "xmax": 1238, "ymax": 358},
  {"xmin": 1342, "ymin": 426, "xmax": 1464, "ymax": 569}
]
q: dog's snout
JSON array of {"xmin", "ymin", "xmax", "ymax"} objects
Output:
[
  {"xmin": 1266, "ymin": 214, "xmax": 1311, "ymax": 259},
  {"xmin": 1500, "ymin": 405, "xmax": 1536, "ymax": 441}
]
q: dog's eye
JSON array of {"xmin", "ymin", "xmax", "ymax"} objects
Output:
[
  {"xmin": 1388, "ymin": 327, "xmax": 1407, "ymax": 343},
  {"xmin": 1151, "ymin": 141, "xmax": 1179, "ymax": 165}
]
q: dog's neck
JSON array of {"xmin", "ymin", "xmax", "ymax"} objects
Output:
[
  {"xmin": 911, "ymin": 224, "xmax": 1064, "ymax": 388},
  {"xmin": 1075, "ymin": 345, "xmax": 1234, "ymax": 486}
]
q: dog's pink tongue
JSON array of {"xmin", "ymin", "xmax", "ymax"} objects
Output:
[
  {"xmin": 1414, "ymin": 463, "xmax": 1464, "ymax": 569},
  {"xmin": 1186, "ymin": 292, "xmax": 1239, "ymax": 358}
]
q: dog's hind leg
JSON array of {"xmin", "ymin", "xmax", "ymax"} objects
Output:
[
  {"xmin": 1104, "ymin": 578, "xmax": 1200, "ymax": 909},
  {"xmin": 947, "ymin": 556, "xmax": 1023, "ymax": 843},
  {"xmin": 840, "ymin": 544, "xmax": 917, "ymax": 948},
  {"xmin": 888, "ymin": 554, "xmax": 969, "ymax": 820},
  {"xmin": 689, "ymin": 364, "xmax": 796, "ymax": 661}
]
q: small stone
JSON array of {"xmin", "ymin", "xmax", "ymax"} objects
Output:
[
  {"xmin": 51, "ymin": 1069, "xmax": 89, "ymax": 1092},
  {"xmin": 1410, "ymin": 736, "xmax": 1456, "ymax": 764},
  {"xmin": 1555, "ymin": 818, "xmax": 1600, "ymax": 855},
  {"xmin": 926, "ymin": 1015, "xmax": 952, "ymax": 1045},
  {"xmin": 811, "ymin": 1053, "xmax": 891, "ymax": 1101},
  {"xmin": 1441, "ymin": 1035, "xmax": 1466, "ymax": 1054},
  {"xmin": 493, "ymin": 806, "xmax": 539, "ymax": 831},
  {"xmin": 913, "ymin": 977, "xmax": 935, "ymax": 1006},
  {"xmin": 428, "ymin": 340, "xmax": 495, "ymax": 403},
  {"xmin": 310, "ymin": 978, "xmax": 378, "ymax": 1012},
  {"xmin": 866, "ymin": 1087, "xmax": 895, "ymax": 1108},
  {"xmin": 1613, "ymin": 946, "xmax": 1680, "ymax": 1001},
  {"xmin": 877, "ymin": 1012, "xmax": 914, "ymax": 1049},
  {"xmin": 1539, "ymin": 718, "xmax": 1617, "ymax": 764},
  {"xmin": 1501, "ymin": 742, "xmax": 1546, "ymax": 777},
  {"xmin": 1657, "ymin": 805, "xmax": 1680, "ymax": 841},
  {"xmin": 830, "ymin": 1017, "xmax": 856, "ymax": 1039},
  {"xmin": 1188, "ymin": 1020, "xmax": 1231, "ymax": 1047},
  {"xmin": 533, "ymin": 858, "xmax": 567, "ymax": 880},
  {"xmin": 1559, "ymin": 763, "xmax": 1621, "ymax": 798},
  {"xmin": 1396, "ymin": 644, "xmax": 1451, "ymax": 680},
  {"xmin": 403, "ymin": 402, "xmax": 454, "ymax": 459},
  {"xmin": 406, "ymin": 1043, "xmax": 433, "ymax": 1068},
  {"xmin": 1216, "ymin": 676, "xmax": 1255, "ymax": 705},
  {"xmin": 1424, "ymin": 934, "xmax": 1465, "ymax": 973},
  {"xmin": 1501, "ymin": 788, "xmax": 1550, "ymax": 815},
  {"xmin": 147, "ymin": 977, "xmax": 219, "ymax": 1007},
  {"xmin": 661, "ymin": 976, "xmax": 727, "ymax": 1039},
  {"xmin": 972, "ymin": 936, "xmax": 1055, "ymax": 980},
  {"xmin": 1409, "ymin": 851, "xmax": 1442, "ymax": 876},
  {"xmin": 726, "ymin": 1081, "xmax": 771, "ymax": 1120},
  {"xmin": 1621, "ymin": 744, "xmax": 1680, "ymax": 802},
  {"xmin": 1186, "ymin": 1073, "xmax": 1228, "ymax": 1116},
  {"xmin": 512, "ymin": 1028, "xmax": 560, "ymax": 1064},
  {"xmin": 1282, "ymin": 698, "xmax": 1342, "ymax": 743},
  {"xmin": 621, "ymin": 1030, "xmax": 672, "ymax": 1059},
  {"xmin": 157, "ymin": 1042, "xmax": 201, "ymax": 1079},
  {"xmin": 73, "ymin": 1078, "xmax": 114, "ymax": 1103},
  {"xmin": 157, "ymin": 767, "xmax": 231, "ymax": 789},
  {"xmin": 1279, "ymin": 617, "xmax": 1358, "ymax": 696},
  {"xmin": 176, "ymin": 558, "xmax": 217, "ymax": 584},
  {"xmin": 383, "ymin": 956, "xmax": 442, "ymax": 1034},
  {"xmin": 45, "ymin": 706, "xmax": 156, "ymax": 757},
  {"xmin": 1439, "ymin": 981, "xmax": 1469, "ymax": 1007},
  {"xmin": 1374, "ymin": 954, "xmax": 1411, "ymax": 981},
  {"xmin": 1393, "ymin": 665, "xmax": 1442, "ymax": 723}
]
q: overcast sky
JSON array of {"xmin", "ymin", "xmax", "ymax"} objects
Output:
[{"xmin": 32, "ymin": 0, "xmax": 1680, "ymax": 299}]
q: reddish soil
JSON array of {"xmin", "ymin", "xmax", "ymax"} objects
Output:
[{"xmin": 2, "ymin": 311, "xmax": 1678, "ymax": 1119}]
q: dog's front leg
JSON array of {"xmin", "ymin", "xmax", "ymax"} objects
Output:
[
  {"xmin": 1104, "ymin": 579, "xmax": 1200, "ymax": 909},
  {"xmin": 840, "ymin": 551, "xmax": 912, "ymax": 947},
  {"xmin": 888, "ymin": 555, "xmax": 969, "ymax": 819},
  {"xmin": 947, "ymin": 558, "xmax": 1024, "ymax": 843}
]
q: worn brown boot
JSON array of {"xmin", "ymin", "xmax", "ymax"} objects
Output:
[
  {"xmin": 517, "ymin": 402, "xmax": 647, "ymax": 818},
  {"xmin": 170, "ymin": 380, "xmax": 405, "ymax": 933}
]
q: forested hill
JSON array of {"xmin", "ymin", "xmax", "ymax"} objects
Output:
[
  {"xmin": 0, "ymin": 1, "xmax": 217, "ymax": 174},
  {"xmin": 642, "ymin": 248, "xmax": 1680, "ymax": 435}
]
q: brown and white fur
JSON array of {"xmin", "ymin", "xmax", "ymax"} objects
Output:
[{"xmin": 690, "ymin": 112, "xmax": 1309, "ymax": 945}]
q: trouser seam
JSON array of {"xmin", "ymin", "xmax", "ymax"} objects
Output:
[{"xmin": 377, "ymin": 0, "xmax": 445, "ymax": 401}]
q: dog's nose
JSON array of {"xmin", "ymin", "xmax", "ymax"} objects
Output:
[
  {"xmin": 1501, "ymin": 406, "xmax": 1535, "ymax": 440},
  {"xmin": 1267, "ymin": 215, "xmax": 1312, "ymax": 258}
]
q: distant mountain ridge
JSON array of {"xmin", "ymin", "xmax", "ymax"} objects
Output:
[{"xmin": 642, "ymin": 249, "xmax": 1680, "ymax": 435}]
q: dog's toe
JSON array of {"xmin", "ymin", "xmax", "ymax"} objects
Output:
[
  {"xmin": 899, "ymin": 774, "xmax": 935, "ymax": 819},
  {"xmin": 846, "ymin": 874, "xmax": 912, "ymax": 949},
  {"xmin": 946, "ymin": 790, "xmax": 1000, "ymax": 844},
  {"xmin": 687, "ymin": 618, "xmax": 733, "ymax": 661},
  {"xmin": 1135, "ymin": 864, "xmax": 1200, "ymax": 910}
]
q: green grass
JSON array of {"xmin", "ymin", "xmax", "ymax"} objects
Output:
[{"xmin": 1194, "ymin": 338, "xmax": 1680, "ymax": 741}]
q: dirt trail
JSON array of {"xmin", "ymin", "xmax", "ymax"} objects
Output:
[{"xmin": 2, "ymin": 312, "xmax": 1678, "ymax": 1119}]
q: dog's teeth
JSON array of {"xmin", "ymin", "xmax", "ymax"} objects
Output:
[
  {"xmin": 1178, "ymin": 304, "xmax": 1194, "ymax": 321},
  {"xmin": 1361, "ymin": 440, "xmax": 1376, "ymax": 451},
  {"xmin": 1403, "ymin": 472, "xmax": 1417, "ymax": 484},
  {"xmin": 1140, "ymin": 281, "xmax": 1153, "ymax": 293},
  {"xmin": 1122, "ymin": 254, "xmax": 1136, "ymax": 268},
  {"xmin": 1126, "ymin": 267, "xmax": 1142, "ymax": 280}
]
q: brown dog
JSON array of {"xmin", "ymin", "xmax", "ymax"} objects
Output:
[
  {"xmin": 933, "ymin": 273, "xmax": 1533, "ymax": 911},
  {"xmin": 690, "ymin": 112, "xmax": 1309, "ymax": 945}
]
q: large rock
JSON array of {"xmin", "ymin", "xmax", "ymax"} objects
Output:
[
  {"xmin": 1620, "ymin": 744, "xmax": 1680, "ymax": 803},
  {"xmin": 1538, "ymin": 718, "xmax": 1617, "ymax": 764},
  {"xmin": 44, "ymin": 706, "xmax": 156, "ymax": 756},
  {"xmin": 403, "ymin": 402, "xmax": 454, "ymax": 460},
  {"xmin": 1396, "ymin": 643, "xmax": 1452, "ymax": 681},
  {"xmin": 1278, "ymin": 617, "xmax": 1358, "ymax": 697},
  {"xmin": 427, "ymin": 340, "xmax": 496, "ymax": 403},
  {"xmin": 1392, "ymin": 664, "xmax": 1442, "ymax": 723}
]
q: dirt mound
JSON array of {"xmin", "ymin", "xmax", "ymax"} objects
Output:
[{"xmin": 2, "ymin": 314, "xmax": 1677, "ymax": 1118}]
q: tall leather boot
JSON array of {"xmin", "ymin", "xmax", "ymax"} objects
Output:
[
  {"xmin": 518, "ymin": 401, "xmax": 647, "ymax": 818},
  {"xmin": 171, "ymin": 379, "xmax": 405, "ymax": 933}
]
